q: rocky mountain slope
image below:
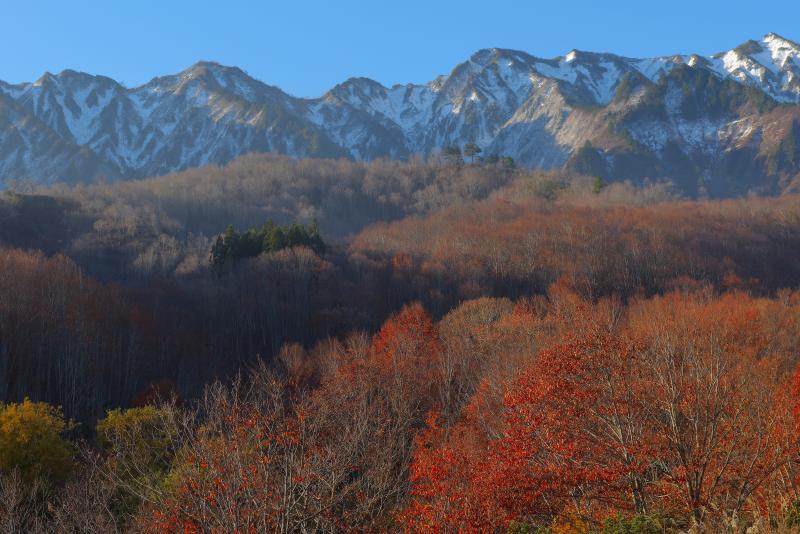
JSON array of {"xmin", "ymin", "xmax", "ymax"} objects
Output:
[{"xmin": 1, "ymin": 33, "xmax": 799, "ymax": 196}]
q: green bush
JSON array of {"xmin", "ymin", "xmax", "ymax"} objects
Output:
[
  {"xmin": 0, "ymin": 398, "xmax": 75, "ymax": 484},
  {"xmin": 600, "ymin": 514, "xmax": 662, "ymax": 534},
  {"xmin": 96, "ymin": 406, "xmax": 178, "ymax": 521},
  {"xmin": 507, "ymin": 521, "xmax": 550, "ymax": 534},
  {"xmin": 785, "ymin": 501, "xmax": 800, "ymax": 528},
  {"xmin": 97, "ymin": 406, "xmax": 176, "ymax": 475}
]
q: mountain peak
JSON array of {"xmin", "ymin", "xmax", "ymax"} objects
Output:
[
  {"xmin": 191, "ymin": 60, "xmax": 224, "ymax": 68},
  {"xmin": 32, "ymin": 72, "xmax": 56, "ymax": 87},
  {"xmin": 469, "ymin": 48, "xmax": 499, "ymax": 67},
  {"xmin": 181, "ymin": 60, "xmax": 239, "ymax": 79},
  {"xmin": 763, "ymin": 32, "xmax": 799, "ymax": 47},
  {"xmin": 56, "ymin": 68, "xmax": 94, "ymax": 78},
  {"xmin": 150, "ymin": 60, "xmax": 265, "ymax": 99},
  {"xmin": 52, "ymin": 69, "xmax": 120, "ymax": 89},
  {"xmin": 468, "ymin": 48, "xmax": 531, "ymax": 67},
  {"xmin": 325, "ymin": 76, "xmax": 387, "ymax": 102}
]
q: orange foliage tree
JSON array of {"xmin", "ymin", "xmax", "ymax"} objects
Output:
[{"xmin": 402, "ymin": 290, "xmax": 800, "ymax": 531}]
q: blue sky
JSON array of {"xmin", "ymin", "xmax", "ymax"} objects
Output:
[{"xmin": 3, "ymin": 0, "xmax": 799, "ymax": 97}]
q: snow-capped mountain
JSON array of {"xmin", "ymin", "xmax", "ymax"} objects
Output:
[{"xmin": 1, "ymin": 33, "xmax": 799, "ymax": 195}]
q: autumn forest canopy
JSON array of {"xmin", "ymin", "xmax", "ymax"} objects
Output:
[{"xmin": 3, "ymin": 154, "xmax": 800, "ymax": 532}]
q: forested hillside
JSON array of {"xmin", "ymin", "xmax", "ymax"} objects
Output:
[{"xmin": 2, "ymin": 154, "xmax": 800, "ymax": 532}]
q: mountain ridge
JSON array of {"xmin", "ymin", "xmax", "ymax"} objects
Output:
[{"xmin": 1, "ymin": 33, "xmax": 799, "ymax": 196}]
